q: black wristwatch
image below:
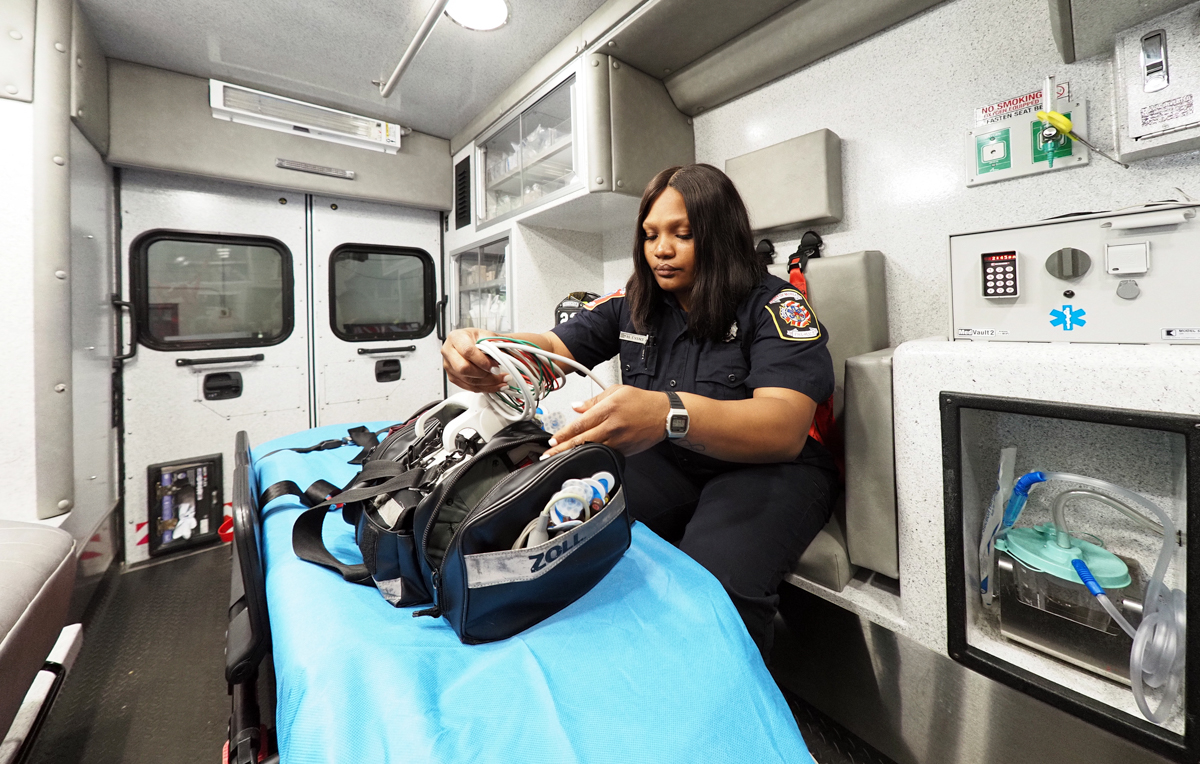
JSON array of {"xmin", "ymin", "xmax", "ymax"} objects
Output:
[{"xmin": 665, "ymin": 391, "xmax": 689, "ymax": 439}]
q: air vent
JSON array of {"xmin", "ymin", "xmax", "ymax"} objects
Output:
[
  {"xmin": 210, "ymin": 80, "xmax": 404, "ymax": 155},
  {"xmin": 455, "ymin": 157, "xmax": 471, "ymax": 229}
]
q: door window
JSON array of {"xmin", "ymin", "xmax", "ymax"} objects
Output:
[
  {"xmin": 329, "ymin": 245, "xmax": 436, "ymax": 341},
  {"xmin": 132, "ymin": 231, "xmax": 293, "ymax": 350}
]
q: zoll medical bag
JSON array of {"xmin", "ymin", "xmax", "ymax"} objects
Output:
[{"xmin": 279, "ymin": 407, "xmax": 631, "ymax": 644}]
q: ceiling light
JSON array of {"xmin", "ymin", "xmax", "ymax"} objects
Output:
[{"xmin": 444, "ymin": 0, "xmax": 509, "ymax": 31}]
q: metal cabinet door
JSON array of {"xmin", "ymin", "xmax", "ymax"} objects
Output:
[
  {"xmin": 120, "ymin": 171, "xmax": 311, "ymax": 564},
  {"xmin": 311, "ymin": 196, "xmax": 443, "ymax": 426}
]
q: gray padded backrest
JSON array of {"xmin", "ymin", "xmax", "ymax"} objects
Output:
[
  {"xmin": 770, "ymin": 251, "xmax": 899, "ymax": 581},
  {"xmin": 844, "ymin": 349, "xmax": 898, "ymax": 578},
  {"xmin": 768, "ymin": 250, "xmax": 888, "ymax": 418}
]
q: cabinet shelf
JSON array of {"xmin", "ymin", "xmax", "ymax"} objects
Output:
[
  {"xmin": 458, "ymin": 278, "xmax": 506, "ymax": 291},
  {"xmin": 485, "ymin": 137, "xmax": 574, "ymax": 191}
]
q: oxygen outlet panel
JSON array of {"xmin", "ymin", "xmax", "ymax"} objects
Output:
[{"xmin": 950, "ymin": 204, "xmax": 1200, "ymax": 343}]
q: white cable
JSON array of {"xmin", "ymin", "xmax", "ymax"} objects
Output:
[
  {"xmin": 1051, "ymin": 489, "xmax": 1163, "ymax": 549},
  {"xmin": 475, "ymin": 340, "xmax": 609, "ymax": 425}
]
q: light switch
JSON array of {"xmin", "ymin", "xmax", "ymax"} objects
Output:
[{"xmin": 1106, "ymin": 242, "xmax": 1150, "ymax": 275}]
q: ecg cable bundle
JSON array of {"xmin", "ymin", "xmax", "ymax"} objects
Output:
[{"xmin": 474, "ymin": 337, "xmax": 608, "ymax": 424}]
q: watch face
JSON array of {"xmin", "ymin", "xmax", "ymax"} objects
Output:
[{"xmin": 669, "ymin": 414, "xmax": 688, "ymax": 434}]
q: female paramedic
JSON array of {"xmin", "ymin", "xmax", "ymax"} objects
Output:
[{"xmin": 441, "ymin": 164, "xmax": 837, "ymax": 657}]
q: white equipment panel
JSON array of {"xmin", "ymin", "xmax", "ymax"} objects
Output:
[{"xmin": 950, "ymin": 204, "xmax": 1200, "ymax": 343}]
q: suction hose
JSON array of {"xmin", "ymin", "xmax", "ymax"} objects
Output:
[
  {"xmin": 1051, "ymin": 489, "xmax": 1163, "ymax": 549},
  {"xmin": 1004, "ymin": 471, "xmax": 1185, "ymax": 724}
]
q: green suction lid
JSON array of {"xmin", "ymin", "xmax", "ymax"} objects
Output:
[{"xmin": 996, "ymin": 524, "xmax": 1131, "ymax": 590}]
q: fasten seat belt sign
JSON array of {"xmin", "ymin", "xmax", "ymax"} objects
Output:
[{"xmin": 975, "ymin": 82, "xmax": 1070, "ymax": 125}]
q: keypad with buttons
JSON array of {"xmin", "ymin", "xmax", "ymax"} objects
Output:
[{"xmin": 981, "ymin": 251, "xmax": 1018, "ymax": 298}]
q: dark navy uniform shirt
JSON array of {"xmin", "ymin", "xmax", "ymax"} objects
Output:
[{"xmin": 550, "ymin": 273, "xmax": 834, "ymax": 412}]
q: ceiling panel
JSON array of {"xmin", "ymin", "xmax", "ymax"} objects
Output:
[{"xmin": 77, "ymin": 0, "xmax": 610, "ymax": 138}]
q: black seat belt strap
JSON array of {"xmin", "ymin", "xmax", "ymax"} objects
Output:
[
  {"xmin": 346, "ymin": 426, "xmax": 382, "ymax": 464},
  {"xmin": 259, "ymin": 478, "xmax": 341, "ymax": 509},
  {"xmin": 308, "ymin": 469, "xmax": 424, "ymax": 510},
  {"xmin": 291, "ymin": 506, "xmax": 372, "ymax": 585}
]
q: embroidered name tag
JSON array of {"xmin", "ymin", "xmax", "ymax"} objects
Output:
[{"xmin": 619, "ymin": 331, "xmax": 649, "ymax": 344}]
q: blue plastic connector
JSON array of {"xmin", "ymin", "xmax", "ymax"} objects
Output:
[
  {"xmin": 1001, "ymin": 472, "xmax": 1047, "ymax": 529},
  {"xmin": 1071, "ymin": 559, "xmax": 1106, "ymax": 597},
  {"xmin": 1013, "ymin": 471, "xmax": 1047, "ymax": 497}
]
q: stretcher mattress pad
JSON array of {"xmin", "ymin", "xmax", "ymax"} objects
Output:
[{"xmin": 255, "ymin": 423, "xmax": 813, "ymax": 764}]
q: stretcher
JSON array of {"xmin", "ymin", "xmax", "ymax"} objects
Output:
[{"xmin": 226, "ymin": 422, "xmax": 814, "ymax": 764}]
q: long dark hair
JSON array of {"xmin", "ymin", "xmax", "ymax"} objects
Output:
[{"xmin": 626, "ymin": 164, "xmax": 763, "ymax": 342}]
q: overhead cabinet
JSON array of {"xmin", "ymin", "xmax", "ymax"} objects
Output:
[
  {"xmin": 463, "ymin": 53, "xmax": 694, "ymax": 233},
  {"xmin": 479, "ymin": 77, "xmax": 577, "ymax": 223}
]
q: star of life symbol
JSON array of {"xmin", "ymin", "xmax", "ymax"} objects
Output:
[{"xmin": 1050, "ymin": 304, "xmax": 1087, "ymax": 331}]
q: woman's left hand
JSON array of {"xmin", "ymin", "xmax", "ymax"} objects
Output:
[{"xmin": 543, "ymin": 385, "xmax": 668, "ymax": 458}]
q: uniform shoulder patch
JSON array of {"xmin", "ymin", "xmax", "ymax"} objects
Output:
[
  {"xmin": 764, "ymin": 289, "xmax": 821, "ymax": 341},
  {"xmin": 585, "ymin": 288, "xmax": 625, "ymax": 310}
]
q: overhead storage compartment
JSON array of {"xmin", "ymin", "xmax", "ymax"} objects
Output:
[
  {"xmin": 1048, "ymin": 0, "xmax": 1195, "ymax": 63},
  {"xmin": 452, "ymin": 52, "xmax": 693, "ymax": 238},
  {"xmin": 663, "ymin": 0, "xmax": 945, "ymax": 115}
]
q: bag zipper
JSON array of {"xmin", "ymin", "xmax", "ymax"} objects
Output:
[{"xmin": 412, "ymin": 430, "xmax": 550, "ymax": 619}]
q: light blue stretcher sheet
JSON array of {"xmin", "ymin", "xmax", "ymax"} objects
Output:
[{"xmin": 254, "ymin": 423, "xmax": 814, "ymax": 764}]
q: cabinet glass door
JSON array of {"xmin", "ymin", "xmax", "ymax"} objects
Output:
[
  {"xmin": 480, "ymin": 76, "xmax": 576, "ymax": 222},
  {"xmin": 454, "ymin": 238, "xmax": 511, "ymax": 332}
]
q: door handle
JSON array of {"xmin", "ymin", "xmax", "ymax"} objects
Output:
[
  {"xmin": 203, "ymin": 372, "xmax": 244, "ymax": 400},
  {"xmin": 374, "ymin": 359, "xmax": 402, "ymax": 383},
  {"xmin": 356, "ymin": 345, "xmax": 416, "ymax": 355},
  {"xmin": 112, "ymin": 294, "xmax": 137, "ymax": 361},
  {"xmin": 176, "ymin": 354, "xmax": 265, "ymax": 367},
  {"xmin": 436, "ymin": 296, "xmax": 448, "ymax": 341}
]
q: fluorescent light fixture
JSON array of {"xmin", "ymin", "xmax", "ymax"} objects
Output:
[
  {"xmin": 210, "ymin": 80, "xmax": 405, "ymax": 154},
  {"xmin": 445, "ymin": 0, "xmax": 510, "ymax": 31}
]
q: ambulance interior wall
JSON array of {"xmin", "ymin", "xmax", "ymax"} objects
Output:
[
  {"xmin": 453, "ymin": 222, "xmax": 615, "ymax": 428},
  {"xmin": 692, "ymin": 0, "xmax": 1200, "ymax": 348}
]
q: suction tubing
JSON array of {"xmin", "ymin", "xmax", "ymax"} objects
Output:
[{"xmin": 1004, "ymin": 471, "xmax": 1185, "ymax": 725}]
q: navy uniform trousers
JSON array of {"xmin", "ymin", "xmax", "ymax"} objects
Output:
[{"xmin": 622, "ymin": 437, "xmax": 838, "ymax": 659}]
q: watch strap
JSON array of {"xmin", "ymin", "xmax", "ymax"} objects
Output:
[{"xmin": 665, "ymin": 391, "xmax": 688, "ymax": 439}]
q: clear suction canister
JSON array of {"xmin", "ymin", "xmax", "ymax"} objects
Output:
[{"xmin": 990, "ymin": 470, "xmax": 1184, "ymax": 724}]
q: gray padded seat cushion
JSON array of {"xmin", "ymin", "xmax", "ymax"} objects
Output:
[
  {"xmin": 0, "ymin": 520, "xmax": 76, "ymax": 737},
  {"xmin": 792, "ymin": 495, "xmax": 854, "ymax": 591}
]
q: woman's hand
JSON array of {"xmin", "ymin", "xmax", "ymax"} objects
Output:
[
  {"xmin": 441, "ymin": 328, "xmax": 508, "ymax": 393},
  {"xmin": 543, "ymin": 385, "xmax": 669, "ymax": 458}
]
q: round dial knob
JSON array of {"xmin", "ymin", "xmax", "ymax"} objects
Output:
[{"xmin": 1045, "ymin": 248, "xmax": 1092, "ymax": 280}]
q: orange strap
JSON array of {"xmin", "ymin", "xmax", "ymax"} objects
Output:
[{"xmin": 789, "ymin": 268, "xmax": 843, "ymax": 478}]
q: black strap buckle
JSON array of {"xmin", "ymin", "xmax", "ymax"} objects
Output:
[{"xmin": 788, "ymin": 230, "xmax": 823, "ymax": 273}]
